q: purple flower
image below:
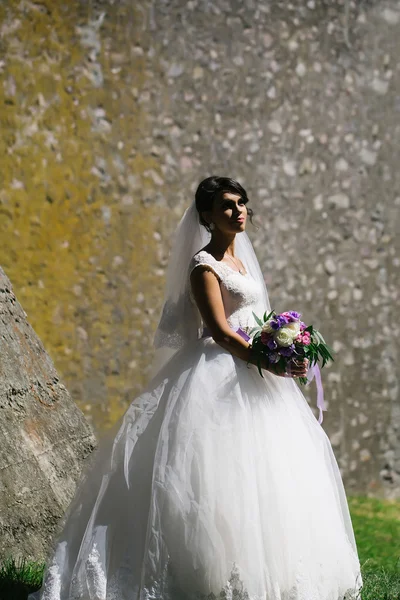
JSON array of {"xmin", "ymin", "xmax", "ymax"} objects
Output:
[
  {"xmin": 281, "ymin": 311, "xmax": 300, "ymax": 323},
  {"xmin": 272, "ymin": 315, "xmax": 288, "ymax": 329},
  {"xmin": 260, "ymin": 331, "xmax": 272, "ymax": 345},
  {"xmin": 268, "ymin": 352, "xmax": 280, "ymax": 363},
  {"xmin": 289, "ymin": 311, "xmax": 301, "ymax": 320},
  {"xmin": 279, "ymin": 344, "xmax": 295, "ymax": 357},
  {"xmin": 266, "ymin": 338, "xmax": 277, "ymax": 350}
]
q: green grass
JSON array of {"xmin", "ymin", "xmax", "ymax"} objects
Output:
[
  {"xmin": 348, "ymin": 495, "xmax": 400, "ymax": 574},
  {"xmin": 0, "ymin": 495, "xmax": 399, "ymax": 599},
  {"xmin": 358, "ymin": 569, "xmax": 400, "ymax": 599},
  {"xmin": 0, "ymin": 555, "xmax": 45, "ymax": 599}
]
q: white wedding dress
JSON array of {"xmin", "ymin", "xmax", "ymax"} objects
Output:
[{"xmin": 29, "ymin": 250, "xmax": 363, "ymax": 600}]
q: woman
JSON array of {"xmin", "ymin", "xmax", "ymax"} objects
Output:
[{"xmin": 30, "ymin": 176, "xmax": 363, "ymax": 600}]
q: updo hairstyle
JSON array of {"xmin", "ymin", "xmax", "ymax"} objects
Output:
[{"xmin": 194, "ymin": 176, "xmax": 254, "ymax": 232}]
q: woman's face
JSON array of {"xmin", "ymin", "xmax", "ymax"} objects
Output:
[{"xmin": 204, "ymin": 191, "xmax": 247, "ymax": 235}]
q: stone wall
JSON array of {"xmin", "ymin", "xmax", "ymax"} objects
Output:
[{"xmin": 0, "ymin": 0, "xmax": 399, "ymax": 497}]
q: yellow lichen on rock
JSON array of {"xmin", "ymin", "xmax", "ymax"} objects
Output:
[{"xmin": 0, "ymin": 0, "xmax": 165, "ymax": 431}]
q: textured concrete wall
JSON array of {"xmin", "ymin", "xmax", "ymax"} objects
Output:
[
  {"xmin": 0, "ymin": 0, "xmax": 164, "ymax": 432},
  {"xmin": 0, "ymin": 267, "xmax": 97, "ymax": 559},
  {"xmin": 0, "ymin": 0, "xmax": 399, "ymax": 497}
]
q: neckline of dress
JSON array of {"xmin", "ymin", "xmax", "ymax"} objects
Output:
[{"xmin": 198, "ymin": 250, "xmax": 249, "ymax": 278}]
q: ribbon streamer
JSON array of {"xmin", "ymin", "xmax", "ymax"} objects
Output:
[
  {"xmin": 236, "ymin": 327, "xmax": 251, "ymax": 342},
  {"xmin": 305, "ymin": 363, "xmax": 327, "ymax": 425}
]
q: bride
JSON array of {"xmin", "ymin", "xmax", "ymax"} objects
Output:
[{"xmin": 29, "ymin": 176, "xmax": 363, "ymax": 600}]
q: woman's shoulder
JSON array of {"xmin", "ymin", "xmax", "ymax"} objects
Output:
[
  {"xmin": 189, "ymin": 249, "xmax": 222, "ymax": 280},
  {"xmin": 191, "ymin": 248, "xmax": 216, "ymax": 263}
]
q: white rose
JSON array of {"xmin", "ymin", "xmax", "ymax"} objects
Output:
[
  {"xmin": 284, "ymin": 321, "xmax": 301, "ymax": 337},
  {"xmin": 274, "ymin": 326, "xmax": 296, "ymax": 347},
  {"xmin": 261, "ymin": 320, "xmax": 275, "ymax": 334}
]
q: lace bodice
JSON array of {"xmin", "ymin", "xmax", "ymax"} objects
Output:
[{"xmin": 188, "ymin": 250, "xmax": 264, "ymax": 334}]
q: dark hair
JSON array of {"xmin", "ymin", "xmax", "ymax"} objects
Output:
[{"xmin": 195, "ymin": 176, "xmax": 254, "ymax": 231}]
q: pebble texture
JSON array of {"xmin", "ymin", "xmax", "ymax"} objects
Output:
[
  {"xmin": 0, "ymin": 0, "xmax": 399, "ymax": 498},
  {"xmin": 0, "ymin": 267, "xmax": 97, "ymax": 560}
]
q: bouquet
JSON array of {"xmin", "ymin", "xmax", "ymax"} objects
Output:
[{"xmin": 250, "ymin": 309, "xmax": 334, "ymax": 424}]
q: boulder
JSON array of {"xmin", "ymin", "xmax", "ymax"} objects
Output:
[{"xmin": 0, "ymin": 267, "xmax": 97, "ymax": 561}]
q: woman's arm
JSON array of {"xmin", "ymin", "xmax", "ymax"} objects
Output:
[
  {"xmin": 190, "ymin": 266, "xmax": 258, "ymax": 364},
  {"xmin": 190, "ymin": 267, "xmax": 308, "ymax": 376}
]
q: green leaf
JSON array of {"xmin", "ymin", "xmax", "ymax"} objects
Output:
[
  {"xmin": 314, "ymin": 331, "xmax": 325, "ymax": 345},
  {"xmin": 252, "ymin": 312, "xmax": 264, "ymax": 327},
  {"xmin": 315, "ymin": 330, "xmax": 327, "ymax": 344},
  {"xmin": 325, "ymin": 346, "xmax": 334, "ymax": 360},
  {"xmin": 249, "ymin": 326, "xmax": 262, "ymax": 336},
  {"xmin": 318, "ymin": 345, "xmax": 328, "ymax": 358},
  {"xmin": 321, "ymin": 345, "xmax": 334, "ymax": 364}
]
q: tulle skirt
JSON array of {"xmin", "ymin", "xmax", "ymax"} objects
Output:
[{"xmin": 29, "ymin": 338, "xmax": 363, "ymax": 600}]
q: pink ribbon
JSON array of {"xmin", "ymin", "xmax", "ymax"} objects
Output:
[{"xmin": 305, "ymin": 363, "xmax": 327, "ymax": 425}]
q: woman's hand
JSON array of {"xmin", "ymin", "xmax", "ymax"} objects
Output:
[{"xmin": 266, "ymin": 357, "xmax": 309, "ymax": 379}]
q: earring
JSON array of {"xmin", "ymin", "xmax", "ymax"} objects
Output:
[{"xmin": 209, "ymin": 222, "xmax": 215, "ymax": 231}]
